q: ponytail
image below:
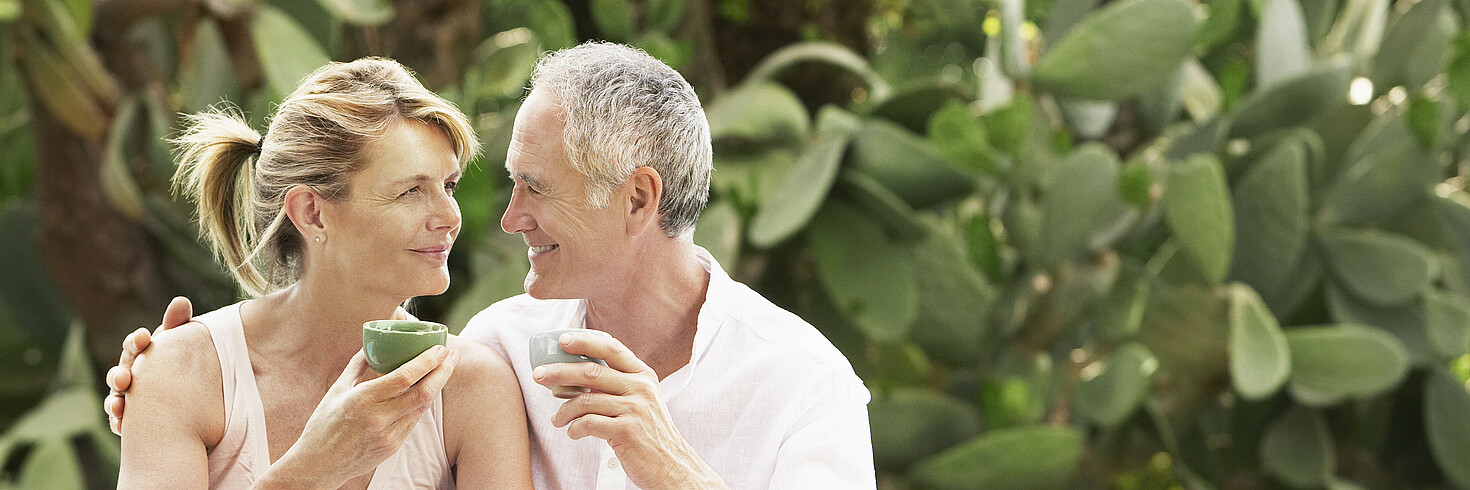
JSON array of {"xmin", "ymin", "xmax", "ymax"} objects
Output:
[{"xmin": 171, "ymin": 107, "xmax": 273, "ymax": 296}]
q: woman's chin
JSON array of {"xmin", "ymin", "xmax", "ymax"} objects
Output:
[{"xmin": 401, "ymin": 275, "xmax": 451, "ymax": 299}]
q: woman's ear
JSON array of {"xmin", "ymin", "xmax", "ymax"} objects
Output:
[
  {"xmin": 625, "ymin": 166, "xmax": 663, "ymax": 237},
  {"xmin": 283, "ymin": 185, "xmax": 327, "ymax": 243}
]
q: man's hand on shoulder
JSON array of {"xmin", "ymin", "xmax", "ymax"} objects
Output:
[
  {"xmin": 106, "ymin": 296, "xmax": 193, "ymax": 435},
  {"xmin": 532, "ymin": 332, "xmax": 728, "ymax": 490}
]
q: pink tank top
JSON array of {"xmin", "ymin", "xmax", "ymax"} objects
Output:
[{"xmin": 199, "ymin": 302, "xmax": 454, "ymax": 488}]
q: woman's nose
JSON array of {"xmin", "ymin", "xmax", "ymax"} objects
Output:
[{"xmin": 428, "ymin": 190, "xmax": 461, "ymax": 232}]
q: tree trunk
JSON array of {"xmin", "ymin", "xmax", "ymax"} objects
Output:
[{"xmin": 21, "ymin": 0, "xmax": 180, "ymax": 371}]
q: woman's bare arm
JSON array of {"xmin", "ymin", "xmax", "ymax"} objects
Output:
[
  {"xmin": 117, "ymin": 322, "xmax": 224, "ymax": 488},
  {"xmin": 444, "ymin": 336, "xmax": 533, "ymax": 488}
]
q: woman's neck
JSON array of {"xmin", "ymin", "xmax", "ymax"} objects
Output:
[{"xmin": 243, "ymin": 275, "xmax": 407, "ymax": 373}]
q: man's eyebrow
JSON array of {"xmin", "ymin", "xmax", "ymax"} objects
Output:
[{"xmin": 512, "ymin": 172, "xmax": 546, "ymax": 189}]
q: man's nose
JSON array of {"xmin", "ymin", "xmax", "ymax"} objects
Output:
[{"xmin": 501, "ymin": 188, "xmax": 533, "ymax": 234}]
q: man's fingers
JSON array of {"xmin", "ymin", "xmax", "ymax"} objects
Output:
[
  {"xmin": 119, "ymin": 328, "xmax": 149, "ymax": 361},
  {"xmin": 534, "ymin": 360, "xmax": 639, "ymax": 396},
  {"xmin": 161, "ymin": 296, "xmax": 193, "ymax": 332},
  {"xmin": 551, "ymin": 392, "xmax": 630, "ymax": 428},
  {"xmin": 104, "ymin": 394, "xmax": 125, "ymax": 435},
  {"xmin": 362, "ymin": 346, "xmax": 448, "ymax": 399},
  {"xmin": 557, "ymin": 332, "xmax": 649, "ymax": 375},
  {"xmin": 564, "ymin": 413, "xmax": 619, "ymax": 441},
  {"xmin": 106, "ymin": 365, "xmax": 130, "ymax": 392}
]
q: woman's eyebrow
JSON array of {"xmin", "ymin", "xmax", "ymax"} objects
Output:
[{"xmin": 388, "ymin": 171, "xmax": 462, "ymax": 187}]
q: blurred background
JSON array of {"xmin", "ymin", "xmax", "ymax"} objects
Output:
[{"xmin": 1, "ymin": 0, "xmax": 1470, "ymax": 488}]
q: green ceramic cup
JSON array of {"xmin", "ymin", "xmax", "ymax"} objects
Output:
[
  {"xmin": 529, "ymin": 328, "xmax": 611, "ymax": 398},
  {"xmin": 363, "ymin": 320, "xmax": 448, "ymax": 374}
]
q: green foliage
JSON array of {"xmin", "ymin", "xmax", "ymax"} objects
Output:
[
  {"xmin": 1031, "ymin": 0, "xmax": 1199, "ymax": 100},
  {"xmin": 251, "ymin": 5, "xmax": 330, "ymax": 99},
  {"xmin": 1163, "ymin": 154, "xmax": 1234, "ymax": 284},
  {"xmin": 314, "ymin": 0, "xmax": 393, "ymax": 26},
  {"xmin": 0, "ymin": 324, "xmax": 118, "ymax": 489},
  {"xmin": 1284, "ymin": 324, "xmax": 1410, "ymax": 406},
  {"xmin": 1228, "ymin": 285, "xmax": 1290, "ymax": 400},
  {"xmin": 1074, "ymin": 343, "xmax": 1156, "ymax": 427},
  {"xmin": 3, "ymin": 0, "xmax": 1470, "ymax": 487},
  {"xmin": 1424, "ymin": 369, "xmax": 1470, "ymax": 489},
  {"xmin": 1260, "ymin": 405, "xmax": 1334, "ymax": 487},
  {"xmin": 809, "ymin": 201, "xmax": 917, "ymax": 342},
  {"xmin": 910, "ymin": 425, "xmax": 1083, "ymax": 489}
]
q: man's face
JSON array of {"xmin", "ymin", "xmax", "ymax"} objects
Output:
[{"xmin": 501, "ymin": 89, "xmax": 630, "ymax": 299}]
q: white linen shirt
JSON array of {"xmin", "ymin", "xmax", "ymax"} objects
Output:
[{"xmin": 460, "ymin": 247, "xmax": 875, "ymax": 489}]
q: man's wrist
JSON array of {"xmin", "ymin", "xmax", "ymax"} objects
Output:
[{"xmin": 654, "ymin": 447, "xmax": 727, "ymax": 490}]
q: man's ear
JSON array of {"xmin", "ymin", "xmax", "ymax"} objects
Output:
[
  {"xmin": 625, "ymin": 166, "xmax": 663, "ymax": 236},
  {"xmin": 283, "ymin": 185, "xmax": 327, "ymax": 243}
]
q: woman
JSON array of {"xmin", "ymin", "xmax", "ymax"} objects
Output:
[{"xmin": 117, "ymin": 58, "xmax": 532, "ymax": 488}]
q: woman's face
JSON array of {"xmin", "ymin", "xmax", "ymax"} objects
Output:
[{"xmin": 319, "ymin": 118, "xmax": 462, "ymax": 301}]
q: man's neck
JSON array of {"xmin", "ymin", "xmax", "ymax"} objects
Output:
[{"xmin": 584, "ymin": 240, "xmax": 710, "ymax": 379}]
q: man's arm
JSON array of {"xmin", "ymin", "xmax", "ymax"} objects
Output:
[
  {"xmin": 532, "ymin": 331, "xmax": 729, "ymax": 489},
  {"xmin": 767, "ymin": 384, "xmax": 876, "ymax": 488},
  {"xmin": 106, "ymin": 296, "xmax": 193, "ymax": 435}
]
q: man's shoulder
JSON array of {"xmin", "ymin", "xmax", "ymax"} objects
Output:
[
  {"xmin": 717, "ymin": 280, "xmax": 857, "ymax": 378},
  {"xmin": 461, "ymin": 294, "xmax": 578, "ymax": 339}
]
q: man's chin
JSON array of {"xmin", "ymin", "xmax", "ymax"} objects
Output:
[{"xmin": 523, "ymin": 274, "xmax": 566, "ymax": 300}]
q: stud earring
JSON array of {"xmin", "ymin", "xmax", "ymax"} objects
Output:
[{"xmin": 314, "ymin": 236, "xmax": 322, "ymax": 243}]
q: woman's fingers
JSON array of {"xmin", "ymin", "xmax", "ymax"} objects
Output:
[
  {"xmin": 362, "ymin": 346, "xmax": 449, "ymax": 399},
  {"xmin": 331, "ymin": 351, "xmax": 374, "ymax": 390},
  {"xmin": 384, "ymin": 350, "xmax": 459, "ymax": 418}
]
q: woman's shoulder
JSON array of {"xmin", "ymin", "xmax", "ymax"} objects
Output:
[
  {"xmin": 439, "ymin": 335, "xmax": 530, "ymax": 480},
  {"xmin": 134, "ymin": 321, "xmax": 219, "ymax": 380},
  {"xmin": 128, "ymin": 320, "xmax": 226, "ymax": 446},
  {"xmin": 442, "ymin": 335, "xmax": 518, "ymax": 395}
]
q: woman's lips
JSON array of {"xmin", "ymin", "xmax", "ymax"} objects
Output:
[{"xmin": 411, "ymin": 246, "xmax": 450, "ymax": 261}]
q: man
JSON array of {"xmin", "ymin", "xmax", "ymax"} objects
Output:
[{"xmin": 105, "ymin": 42, "xmax": 875, "ymax": 489}]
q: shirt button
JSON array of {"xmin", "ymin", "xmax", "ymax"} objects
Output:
[{"xmin": 608, "ymin": 458, "xmax": 620, "ymax": 469}]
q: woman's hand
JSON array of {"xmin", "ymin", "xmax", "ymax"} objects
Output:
[{"xmin": 257, "ymin": 346, "xmax": 460, "ymax": 488}]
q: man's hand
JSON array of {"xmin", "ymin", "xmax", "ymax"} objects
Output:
[
  {"xmin": 532, "ymin": 332, "xmax": 728, "ymax": 489},
  {"xmin": 105, "ymin": 296, "xmax": 193, "ymax": 435}
]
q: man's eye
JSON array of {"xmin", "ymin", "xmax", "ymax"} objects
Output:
[{"xmin": 399, "ymin": 186, "xmax": 420, "ymax": 198}]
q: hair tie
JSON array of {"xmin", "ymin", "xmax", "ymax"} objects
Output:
[{"xmin": 255, "ymin": 136, "xmax": 265, "ymax": 153}]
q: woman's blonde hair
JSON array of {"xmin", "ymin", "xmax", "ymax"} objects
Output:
[{"xmin": 171, "ymin": 57, "xmax": 478, "ymax": 297}]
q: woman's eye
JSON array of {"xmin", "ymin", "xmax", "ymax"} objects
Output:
[{"xmin": 444, "ymin": 181, "xmax": 459, "ymax": 195}]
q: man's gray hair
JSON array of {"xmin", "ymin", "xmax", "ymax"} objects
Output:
[{"xmin": 529, "ymin": 41, "xmax": 712, "ymax": 238}]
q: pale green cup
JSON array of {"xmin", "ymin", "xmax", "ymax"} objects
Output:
[
  {"xmin": 363, "ymin": 320, "xmax": 448, "ymax": 374},
  {"xmin": 529, "ymin": 328, "xmax": 611, "ymax": 398}
]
